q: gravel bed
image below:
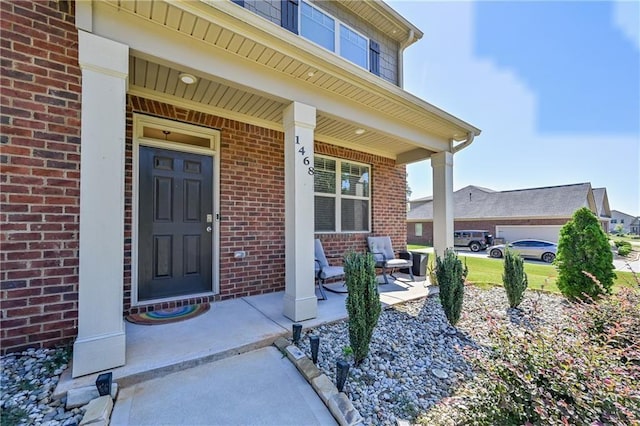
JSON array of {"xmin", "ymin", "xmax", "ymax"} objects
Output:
[
  {"xmin": 1, "ymin": 348, "xmax": 84, "ymax": 426},
  {"xmin": 0, "ymin": 287, "xmax": 569, "ymax": 426},
  {"xmin": 297, "ymin": 286, "xmax": 570, "ymax": 425}
]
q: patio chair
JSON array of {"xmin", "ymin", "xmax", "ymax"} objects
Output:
[
  {"xmin": 314, "ymin": 239, "xmax": 345, "ymax": 300},
  {"xmin": 366, "ymin": 236, "xmax": 414, "ymax": 285}
]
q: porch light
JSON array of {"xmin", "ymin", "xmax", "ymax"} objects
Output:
[
  {"xmin": 336, "ymin": 359, "xmax": 350, "ymax": 392},
  {"xmin": 309, "ymin": 335, "xmax": 320, "ymax": 363},
  {"xmin": 95, "ymin": 372, "xmax": 112, "ymax": 396},
  {"xmin": 179, "ymin": 73, "xmax": 198, "ymax": 85},
  {"xmin": 292, "ymin": 323, "xmax": 302, "ymax": 344},
  {"xmin": 355, "ymin": 128, "xmax": 365, "ymax": 135}
]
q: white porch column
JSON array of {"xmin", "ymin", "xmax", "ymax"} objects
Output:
[
  {"xmin": 431, "ymin": 151, "xmax": 454, "ymax": 257},
  {"xmin": 73, "ymin": 31, "xmax": 128, "ymax": 377},
  {"xmin": 282, "ymin": 102, "xmax": 318, "ymax": 321}
]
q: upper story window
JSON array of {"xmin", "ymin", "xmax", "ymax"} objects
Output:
[
  {"xmin": 340, "ymin": 24, "xmax": 368, "ymax": 68},
  {"xmin": 314, "ymin": 155, "xmax": 370, "ymax": 233},
  {"xmin": 300, "ymin": 2, "xmax": 369, "ymax": 70},
  {"xmin": 300, "ymin": 2, "xmax": 335, "ymax": 51}
]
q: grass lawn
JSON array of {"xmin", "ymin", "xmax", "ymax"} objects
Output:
[
  {"xmin": 407, "ymin": 244, "xmax": 431, "ymax": 251},
  {"xmin": 461, "ymin": 256, "xmax": 638, "ymax": 294}
]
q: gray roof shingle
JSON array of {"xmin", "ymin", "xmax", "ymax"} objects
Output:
[{"xmin": 407, "ymin": 183, "xmax": 597, "ymax": 221}]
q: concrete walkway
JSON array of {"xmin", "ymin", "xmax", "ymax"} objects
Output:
[
  {"xmin": 111, "ymin": 346, "xmax": 336, "ymax": 425},
  {"xmin": 55, "ymin": 274, "xmax": 431, "ymax": 425}
]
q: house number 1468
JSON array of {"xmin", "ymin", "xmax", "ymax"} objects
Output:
[{"xmin": 296, "ymin": 136, "xmax": 314, "ymax": 175}]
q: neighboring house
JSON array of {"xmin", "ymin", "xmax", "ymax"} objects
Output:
[
  {"xmin": 1, "ymin": 1, "xmax": 481, "ymax": 377},
  {"xmin": 631, "ymin": 217, "xmax": 640, "ymax": 236},
  {"xmin": 407, "ymin": 183, "xmax": 610, "ymax": 245},
  {"xmin": 610, "ymin": 210, "xmax": 640, "ymax": 234}
]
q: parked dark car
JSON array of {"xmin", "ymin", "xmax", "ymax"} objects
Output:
[{"xmin": 488, "ymin": 239, "xmax": 557, "ymax": 263}]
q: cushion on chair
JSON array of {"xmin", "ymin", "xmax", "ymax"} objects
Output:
[
  {"xmin": 367, "ymin": 236, "xmax": 394, "ymax": 262},
  {"xmin": 319, "ymin": 265, "xmax": 345, "ymax": 280},
  {"xmin": 385, "ymin": 258, "xmax": 412, "ymax": 268},
  {"xmin": 314, "ymin": 239, "xmax": 329, "ymax": 269}
]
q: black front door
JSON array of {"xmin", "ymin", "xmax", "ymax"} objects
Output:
[{"xmin": 138, "ymin": 146, "xmax": 213, "ymax": 301}]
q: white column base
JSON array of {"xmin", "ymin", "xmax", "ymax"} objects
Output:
[
  {"xmin": 283, "ymin": 294, "xmax": 318, "ymax": 322},
  {"xmin": 72, "ymin": 328, "xmax": 126, "ymax": 378}
]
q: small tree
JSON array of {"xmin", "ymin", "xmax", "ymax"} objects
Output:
[
  {"xmin": 556, "ymin": 207, "xmax": 616, "ymax": 300},
  {"xmin": 503, "ymin": 248, "xmax": 528, "ymax": 308},
  {"xmin": 344, "ymin": 251, "xmax": 381, "ymax": 366},
  {"xmin": 435, "ymin": 249, "xmax": 467, "ymax": 326}
]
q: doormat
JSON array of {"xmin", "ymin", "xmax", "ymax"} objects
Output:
[{"xmin": 125, "ymin": 303, "xmax": 210, "ymax": 325}]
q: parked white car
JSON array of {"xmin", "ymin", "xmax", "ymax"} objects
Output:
[{"xmin": 488, "ymin": 239, "xmax": 557, "ymax": 263}]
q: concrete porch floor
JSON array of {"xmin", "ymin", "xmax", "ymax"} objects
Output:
[{"xmin": 55, "ymin": 273, "xmax": 432, "ymax": 396}]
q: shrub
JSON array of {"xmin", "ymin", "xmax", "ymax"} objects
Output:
[
  {"xmin": 418, "ymin": 288, "xmax": 640, "ymax": 425},
  {"xmin": 343, "ymin": 251, "xmax": 381, "ymax": 366},
  {"xmin": 614, "ymin": 239, "xmax": 630, "ymax": 249},
  {"xmin": 502, "ymin": 248, "xmax": 528, "ymax": 308},
  {"xmin": 618, "ymin": 245, "xmax": 632, "ymax": 257},
  {"xmin": 556, "ymin": 207, "xmax": 616, "ymax": 300},
  {"xmin": 435, "ymin": 249, "xmax": 467, "ymax": 326}
]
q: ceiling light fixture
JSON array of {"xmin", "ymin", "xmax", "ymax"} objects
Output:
[
  {"xmin": 355, "ymin": 128, "xmax": 365, "ymax": 135},
  {"xmin": 179, "ymin": 73, "xmax": 198, "ymax": 85},
  {"xmin": 307, "ymin": 71, "xmax": 315, "ymax": 77}
]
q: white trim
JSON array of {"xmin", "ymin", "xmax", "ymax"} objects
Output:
[
  {"xmin": 313, "ymin": 153, "xmax": 371, "ymax": 233},
  {"xmin": 300, "ymin": 1, "xmax": 370, "ymax": 71},
  {"xmin": 131, "ymin": 114, "xmax": 221, "ymax": 307}
]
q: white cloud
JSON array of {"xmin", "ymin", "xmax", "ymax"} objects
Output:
[
  {"xmin": 401, "ymin": 0, "xmax": 640, "ymax": 214},
  {"xmin": 613, "ymin": 0, "xmax": 640, "ymax": 50}
]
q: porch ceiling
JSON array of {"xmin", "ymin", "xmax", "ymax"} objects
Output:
[
  {"xmin": 129, "ymin": 57, "xmax": 422, "ymax": 159},
  {"xmin": 95, "ymin": 0, "xmax": 481, "ymax": 162}
]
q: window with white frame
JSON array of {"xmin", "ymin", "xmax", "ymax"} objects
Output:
[
  {"xmin": 314, "ymin": 156, "xmax": 370, "ymax": 233},
  {"xmin": 415, "ymin": 223, "xmax": 423, "ymax": 237},
  {"xmin": 300, "ymin": 2, "xmax": 369, "ymax": 69}
]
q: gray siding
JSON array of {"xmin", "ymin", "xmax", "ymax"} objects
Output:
[
  {"xmin": 238, "ymin": 0, "xmax": 400, "ymax": 86},
  {"xmin": 244, "ymin": 0, "xmax": 281, "ymax": 25},
  {"xmin": 309, "ymin": 0, "xmax": 399, "ymax": 85}
]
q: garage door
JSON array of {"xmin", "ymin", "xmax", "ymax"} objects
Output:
[{"xmin": 495, "ymin": 225, "xmax": 563, "ymax": 243}]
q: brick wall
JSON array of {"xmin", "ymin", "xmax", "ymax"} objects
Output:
[
  {"xmin": 125, "ymin": 98, "xmax": 407, "ymax": 312},
  {"xmin": 1, "ymin": 0, "xmax": 81, "ymax": 354},
  {"xmin": 407, "ymin": 218, "xmax": 570, "ymax": 246},
  {"xmin": 315, "ymin": 142, "xmax": 407, "ymax": 262},
  {"xmin": 124, "ymin": 96, "xmax": 287, "ymax": 313}
]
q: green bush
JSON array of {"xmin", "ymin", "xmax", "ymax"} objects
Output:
[
  {"xmin": 556, "ymin": 207, "xmax": 616, "ymax": 300},
  {"xmin": 618, "ymin": 245, "xmax": 632, "ymax": 257},
  {"xmin": 418, "ymin": 287, "xmax": 640, "ymax": 425},
  {"xmin": 435, "ymin": 249, "xmax": 467, "ymax": 326},
  {"xmin": 502, "ymin": 248, "xmax": 528, "ymax": 308},
  {"xmin": 343, "ymin": 251, "xmax": 381, "ymax": 366},
  {"xmin": 614, "ymin": 239, "xmax": 630, "ymax": 249}
]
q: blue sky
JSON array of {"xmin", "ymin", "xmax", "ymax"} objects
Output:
[{"xmin": 389, "ymin": 0, "xmax": 640, "ymax": 215}]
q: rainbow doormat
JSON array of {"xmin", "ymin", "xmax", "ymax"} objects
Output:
[{"xmin": 125, "ymin": 303, "xmax": 210, "ymax": 325}]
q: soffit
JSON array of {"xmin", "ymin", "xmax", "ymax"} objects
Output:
[
  {"xmin": 129, "ymin": 57, "xmax": 420, "ymax": 158},
  {"xmin": 333, "ymin": 1, "xmax": 423, "ymax": 45},
  {"xmin": 100, "ymin": 0, "xmax": 480, "ymax": 161}
]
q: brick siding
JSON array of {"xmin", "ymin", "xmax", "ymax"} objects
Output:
[
  {"xmin": 125, "ymin": 97, "xmax": 408, "ymax": 313},
  {"xmin": 315, "ymin": 143, "xmax": 408, "ymax": 262},
  {"xmin": 1, "ymin": 0, "xmax": 81, "ymax": 355},
  {"xmin": 0, "ymin": 0, "xmax": 408, "ymax": 351}
]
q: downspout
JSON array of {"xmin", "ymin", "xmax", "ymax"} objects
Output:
[
  {"xmin": 451, "ymin": 131, "xmax": 475, "ymax": 154},
  {"xmin": 397, "ymin": 29, "xmax": 414, "ymax": 89}
]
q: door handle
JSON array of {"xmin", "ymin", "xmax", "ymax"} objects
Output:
[{"xmin": 206, "ymin": 226, "xmax": 212, "ymax": 233}]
